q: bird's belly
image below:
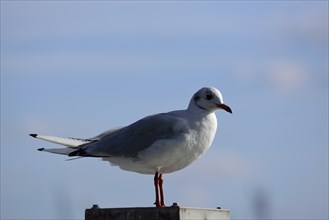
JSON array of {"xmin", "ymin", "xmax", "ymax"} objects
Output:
[
  {"xmin": 157, "ymin": 130, "xmax": 214, "ymax": 173},
  {"xmin": 103, "ymin": 137, "xmax": 211, "ymax": 174},
  {"xmin": 108, "ymin": 130, "xmax": 213, "ymax": 174}
]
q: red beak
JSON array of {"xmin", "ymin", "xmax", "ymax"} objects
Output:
[{"xmin": 217, "ymin": 103, "xmax": 232, "ymax": 114}]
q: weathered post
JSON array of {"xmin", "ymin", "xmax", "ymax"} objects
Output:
[{"xmin": 85, "ymin": 203, "xmax": 230, "ymax": 220}]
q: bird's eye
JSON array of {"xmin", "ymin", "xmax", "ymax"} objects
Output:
[{"xmin": 205, "ymin": 93, "xmax": 213, "ymax": 100}]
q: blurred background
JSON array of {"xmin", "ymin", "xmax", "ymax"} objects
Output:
[{"xmin": 1, "ymin": 1, "xmax": 328, "ymax": 219}]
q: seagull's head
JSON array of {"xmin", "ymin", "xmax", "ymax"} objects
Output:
[{"xmin": 190, "ymin": 87, "xmax": 232, "ymax": 114}]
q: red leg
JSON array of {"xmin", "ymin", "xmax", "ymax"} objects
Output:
[
  {"xmin": 159, "ymin": 174, "xmax": 165, "ymax": 207},
  {"xmin": 154, "ymin": 173, "xmax": 161, "ymax": 207}
]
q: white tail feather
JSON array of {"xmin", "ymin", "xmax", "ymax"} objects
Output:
[
  {"xmin": 30, "ymin": 134, "xmax": 91, "ymax": 147},
  {"xmin": 38, "ymin": 147, "xmax": 77, "ymax": 155}
]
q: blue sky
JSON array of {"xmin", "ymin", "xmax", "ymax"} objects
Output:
[{"xmin": 1, "ymin": 1, "xmax": 328, "ymax": 219}]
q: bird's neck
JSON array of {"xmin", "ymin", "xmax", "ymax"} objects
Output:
[{"xmin": 187, "ymin": 102, "xmax": 214, "ymax": 118}]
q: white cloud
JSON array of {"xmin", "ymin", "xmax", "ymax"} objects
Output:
[
  {"xmin": 234, "ymin": 59, "xmax": 313, "ymax": 93},
  {"xmin": 267, "ymin": 61, "xmax": 308, "ymax": 91},
  {"xmin": 276, "ymin": 4, "xmax": 329, "ymax": 45}
]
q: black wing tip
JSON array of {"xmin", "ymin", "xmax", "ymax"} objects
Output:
[
  {"xmin": 29, "ymin": 134, "xmax": 38, "ymax": 138},
  {"xmin": 68, "ymin": 150, "xmax": 80, "ymax": 157},
  {"xmin": 37, "ymin": 148, "xmax": 44, "ymax": 151},
  {"xmin": 68, "ymin": 149, "xmax": 92, "ymax": 157}
]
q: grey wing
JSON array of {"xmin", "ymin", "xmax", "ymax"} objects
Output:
[
  {"xmin": 89, "ymin": 127, "xmax": 123, "ymax": 140},
  {"xmin": 82, "ymin": 113, "xmax": 188, "ymax": 157}
]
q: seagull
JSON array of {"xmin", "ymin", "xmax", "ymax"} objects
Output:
[{"xmin": 30, "ymin": 86, "xmax": 232, "ymax": 207}]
